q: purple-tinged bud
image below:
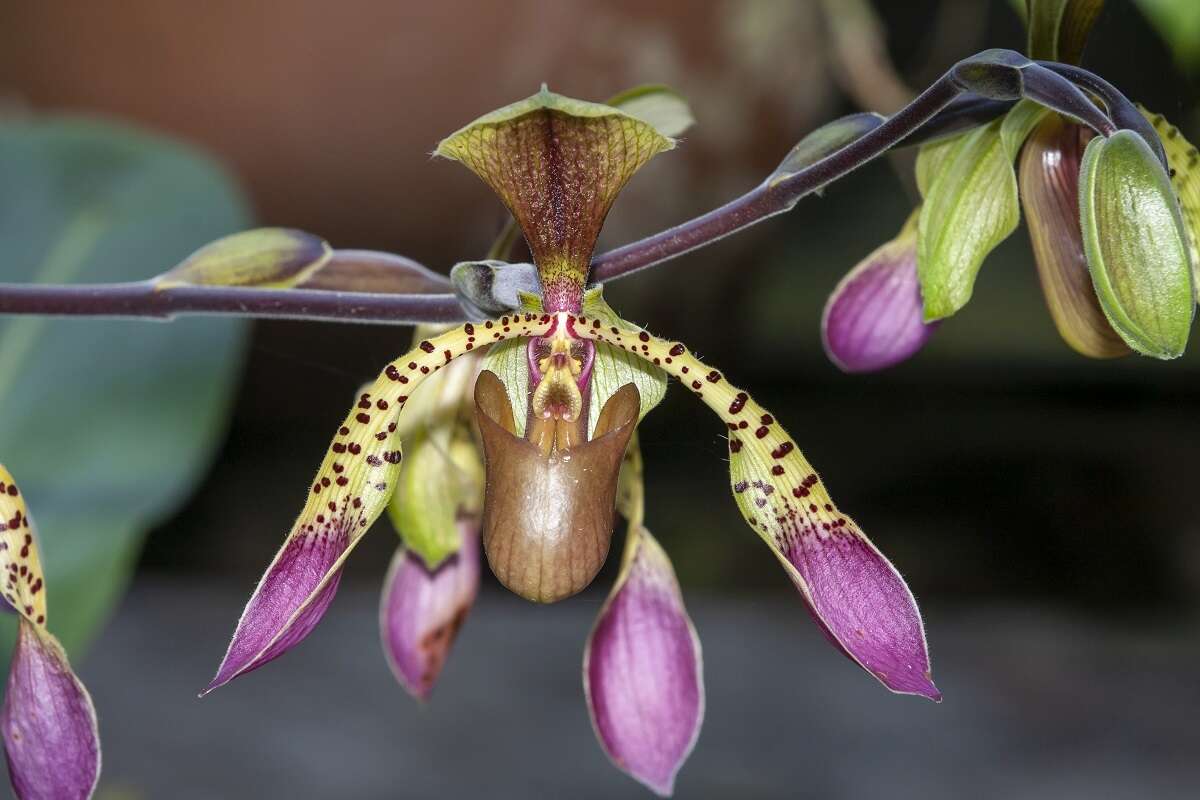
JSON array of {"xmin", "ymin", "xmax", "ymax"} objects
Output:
[
  {"xmin": 379, "ymin": 524, "xmax": 480, "ymax": 701},
  {"xmin": 1019, "ymin": 114, "xmax": 1130, "ymax": 358},
  {"xmin": 822, "ymin": 216, "xmax": 939, "ymax": 372},
  {"xmin": 3, "ymin": 621, "xmax": 100, "ymax": 800},
  {"xmin": 584, "ymin": 529, "xmax": 703, "ymax": 797},
  {"xmin": 0, "ymin": 466, "xmax": 100, "ymax": 800}
]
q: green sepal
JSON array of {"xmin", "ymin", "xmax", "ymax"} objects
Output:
[
  {"xmin": 580, "ymin": 287, "xmax": 668, "ymax": 436},
  {"xmin": 435, "ymin": 88, "xmax": 674, "ymax": 308},
  {"xmin": 1026, "ymin": 0, "xmax": 1105, "ymax": 64},
  {"xmin": 605, "ymin": 84, "xmax": 696, "ymax": 138},
  {"xmin": 1079, "ymin": 129, "xmax": 1195, "ymax": 358},
  {"xmin": 387, "ymin": 425, "xmax": 483, "ymax": 567},
  {"xmin": 436, "ymin": 86, "xmax": 679, "ymax": 156},
  {"xmin": 916, "ymin": 118, "xmax": 1020, "ymax": 320},
  {"xmin": 770, "ymin": 112, "xmax": 885, "ymax": 192},
  {"xmin": 1000, "ymin": 99, "xmax": 1052, "ymax": 160},
  {"xmin": 156, "ymin": 227, "xmax": 331, "ymax": 289}
]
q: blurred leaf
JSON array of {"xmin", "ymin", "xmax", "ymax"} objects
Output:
[
  {"xmin": 0, "ymin": 118, "xmax": 251, "ymax": 655},
  {"xmin": 916, "ymin": 119, "xmax": 1020, "ymax": 320},
  {"xmin": 1134, "ymin": 0, "xmax": 1200, "ymax": 72}
]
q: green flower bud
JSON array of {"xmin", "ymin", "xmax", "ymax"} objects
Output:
[
  {"xmin": 1079, "ymin": 129, "xmax": 1196, "ymax": 359},
  {"xmin": 158, "ymin": 227, "xmax": 330, "ymax": 289}
]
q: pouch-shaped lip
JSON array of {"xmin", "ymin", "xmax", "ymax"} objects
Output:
[{"xmin": 474, "ymin": 370, "xmax": 639, "ymax": 603}]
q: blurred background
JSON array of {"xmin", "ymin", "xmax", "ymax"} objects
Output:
[{"xmin": 1, "ymin": 1, "xmax": 1199, "ymax": 797}]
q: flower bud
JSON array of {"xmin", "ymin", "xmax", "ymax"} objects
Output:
[
  {"xmin": 158, "ymin": 227, "xmax": 331, "ymax": 288},
  {"xmin": 1079, "ymin": 129, "xmax": 1196, "ymax": 359},
  {"xmin": 821, "ymin": 213, "xmax": 939, "ymax": 372},
  {"xmin": 379, "ymin": 526, "xmax": 480, "ymax": 701},
  {"xmin": 1019, "ymin": 115, "xmax": 1129, "ymax": 358}
]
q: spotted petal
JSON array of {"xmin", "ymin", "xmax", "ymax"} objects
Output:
[
  {"xmin": 205, "ymin": 315, "xmax": 549, "ymax": 693},
  {"xmin": 379, "ymin": 523, "xmax": 480, "ymax": 701},
  {"xmin": 570, "ymin": 317, "xmax": 940, "ymax": 700},
  {"xmin": 0, "ymin": 467, "xmax": 100, "ymax": 800}
]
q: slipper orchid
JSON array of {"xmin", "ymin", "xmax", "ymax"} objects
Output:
[
  {"xmin": 0, "ymin": 466, "xmax": 101, "ymax": 800},
  {"xmin": 205, "ymin": 88, "xmax": 938, "ymax": 795}
]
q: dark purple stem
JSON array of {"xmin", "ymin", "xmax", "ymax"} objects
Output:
[
  {"xmin": 590, "ymin": 75, "xmax": 963, "ymax": 283},
  {"xmin": 0, "ymin": 281, "xmax": 468, "ymax": 325},
  {"xmin": 0, "ymin": 51, "xmax": 1138, "ymax": 325},
  {"xmin": 591, "ymin": 50, "xmax": 1128, "ymax": 283}
]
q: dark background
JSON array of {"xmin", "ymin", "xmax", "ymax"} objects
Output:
[{"xmin": 1, "ymin": 1, "xmax": 1198, "ymax": 798}]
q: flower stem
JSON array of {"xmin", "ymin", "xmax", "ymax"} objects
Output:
[
  {"xmin": 0, "ymin": 51, "xmax": 1143, "ymax": 325},
  {"xmin": 591, "ymin": 50, "xmax": 1127, "ymax": 283},
  {"xmin": 0, "ymin": 280, "xmax": 468, "ymax": 325}
]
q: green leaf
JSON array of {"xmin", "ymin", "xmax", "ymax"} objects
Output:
[
  {"xmin": 1079, "ymin": 130, "xmax": 1195, "ymax": 358},
  {"xmin": 1134, "ymin": 0, "xmax": 1200, "ymax": 72},
  {"xmin": 916, "ymin": 119, "xmax": 1020, "ymax": 320},
  {"xmin": 0, "ymin": 118, "xmax": 251, "ymax": 655}
]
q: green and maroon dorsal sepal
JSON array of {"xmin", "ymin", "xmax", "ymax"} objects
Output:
[{"xmin": 435, "ymin": 87, "xmax": 676, "ymax": 314}]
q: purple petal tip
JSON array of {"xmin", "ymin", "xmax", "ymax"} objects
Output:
[
  {"xmin": 3, "ymin": 620, "xmax": 100, "ymax": 800},
  {"xmin": 783, "ymin": 521, "xmax": 939, "ymax": 701},
  {"xmin": 585, "ymin": 531, "xmax": 703, "ymax": 796},
  {"xmin": 822, "ymin": 234, "xmax": 939, "ymax": 373},
  {"xmin": 379, "ymin": 526, "xmax": 480, "ymax": 701},
  {"xmin": 205, "ymin": 529, "xmax": 349, "ymax": 694}
]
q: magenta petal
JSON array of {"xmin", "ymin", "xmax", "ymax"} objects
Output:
[
  {"xmin": 822, "ymin": 223, "xmax": 939, "ymax": 373},
  {"xmin": 379, "ymin": 524, "xmax": 480, "ymax": 701},
  {"xmin": 2, "ymin": 620, "xmax": 100, "ymax": 800},
  {"xmin": 783, "ymin": 528, "xmax": 940, "ymax": 701},
  {"xmin": 204, "ymin": 527, "xmax": 349, "ymax": 693},
  {"xmin": 584, "ymin": 530, "xmax": 703, "ymax": 797}
]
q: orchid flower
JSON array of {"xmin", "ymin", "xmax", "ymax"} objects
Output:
[
  {"xmin": 0, "ymin": 466, "xmax": 100, "ymax": 800},
  {"xmin": 203, "ymin": 88, "xmax": 938, "ymax": 795}
]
